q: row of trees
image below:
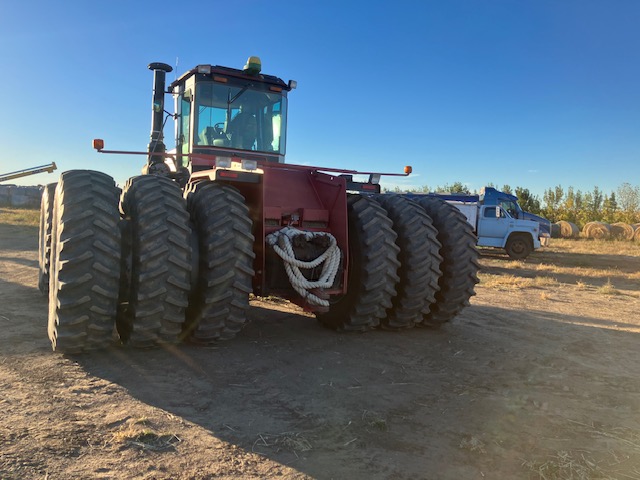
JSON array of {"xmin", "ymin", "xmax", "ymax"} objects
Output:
[{"xmin": 389, "ymin": 182, "xmax": 640, "ymax": 227}]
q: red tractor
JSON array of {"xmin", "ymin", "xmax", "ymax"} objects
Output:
[{"xmin": 39, "ymin": 57, "xmax": 479, "ymax": 353}]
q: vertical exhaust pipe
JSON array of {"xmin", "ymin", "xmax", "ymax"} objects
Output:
[{"xmin": 146, "ymin": 62, "xmax": 173, "ymax": 173}]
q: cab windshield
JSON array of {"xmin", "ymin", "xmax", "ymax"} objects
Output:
[
  {"xmin": 194, "ymin": 81, "xmax": 287, "ymax": 155},
  {"xmin": 499, "ymin": 200, "xmax": 520, "ymax": 217}
]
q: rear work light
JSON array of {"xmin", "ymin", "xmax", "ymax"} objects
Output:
[
  {"xmin": 241, "ymin": 159, "xmax": 258, "ymax": 171},
  {"xmin": 216, "ymin": 157, "xmax": 232, "ymax": 168}
]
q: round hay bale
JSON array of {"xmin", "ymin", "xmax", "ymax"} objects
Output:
[
  {"xmin": 632, "ymin": 223, "xmax": 640, "ymax": 231},
  {"xmin": 609, "ymin": 222, "xmax": 635, "ymax": 240},
  {"xmin": 550, "ymin": 222, "xmax": 561, "ymax": 238},
  {"xmin": 634, "ymin": 227, "xmax": 640, "ymax": 242},
  {"xmin": 556, "ymin": 220, "xmax": 580, "ymax": 238},
  {"xmin": 582, "ymin": 221, "xmax": 610, "ymax": 240}
]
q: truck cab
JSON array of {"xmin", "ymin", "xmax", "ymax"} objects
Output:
[
  {"xmin": 451, "ymin": 201, "xmax": 541, "ymax": 259},
  {"xmin": 480, "ymin": 187, "xmax": 551, "ymax": 246},
  {"xmin": 477, "ymin": 205, "xmax": 541, "ymax": 258}
]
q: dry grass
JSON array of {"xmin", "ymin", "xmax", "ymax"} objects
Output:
[
  {"xmin": 111, "ymin": 418, "xmax": 180, "ymax": 451},
  {"xmin": 0, "ymin": 207, "xmax": 39, "ymax": 227},
  {"xmin": 479, "ymin": 273, "xmax": 558, "ymax": 290},
  {"xmin": 459, "ymin": 435, "xmax": 486, "ymax": 454},
  {"xmin": 481, "ymin": 239, "xmax": 640, "ymax": 292},
  {"xmin": 522, "ymin": 420, "xmax": 640, "ymax": 479},
  {"xmin": 521, "ymin": 450, "xmax": 617, "ymax": 480},
  {"xmin": 532, "ymin": 262, "xmax": 639, "ymax": 283},
  {"xmin": 253, "ymin": 431, "xmax": 312, "ymax": 454},
  {"xmin": 550, "ymin": 238, "xmax": 640, "ymax": 257},
  {"xmin": 362, "ymin": 410, "xmax": 388, "ymax": 432},
  {"xmin": 597, "ymin": 279, "xmax": 621, "ymax": 296},
  {"xmin": 250, "ymin": 294, "xmax": 290, "ymax": 304},
  {"xmin": 503, "ymin": 260, "xmax": 526, "ymax": 269}
]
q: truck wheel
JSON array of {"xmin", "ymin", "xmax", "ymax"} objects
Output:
[
  {"xmin": 38, "ymin": 182, "xmax": 57, "ymax": 295},
  {"xmin": 184, "ymin": 181, "xmax": 255, "ymax": 343},
  {"xmin": 412, "ymin": 196, "xmax": 480, "ymax": 326},
  {"xmin": 373, "ymin": 194, "xmax": 442, "ymax": 329},
  {"xmin": 48, "ymin": 171, "xmax": 121, "ymax": 353},
  {"xmin": 119, "ymin": 175, "xmax": 192, "ymax": 347},
  {"xmin": 317, "ymin": 195, "xmax": 400, "ymax": 331},
  {"xmin": 505, "ymin": 233, "xmax": 533, "ymax": 260}
]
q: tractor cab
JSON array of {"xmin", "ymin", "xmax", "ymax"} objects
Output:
[{"xmin": 169, "ymin": 57, "xmax": 295, "ymax": 172}]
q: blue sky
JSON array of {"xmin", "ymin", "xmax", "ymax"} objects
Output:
[{"xmin": 1, "ymin": 0, "xmax": 638, "ymax": 198}]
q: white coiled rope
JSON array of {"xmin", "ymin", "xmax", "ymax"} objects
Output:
[{"xmin": 265, "ymin": 226, "xmax": 341, "ymax": 307}]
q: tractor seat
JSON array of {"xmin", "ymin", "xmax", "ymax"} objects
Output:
[
  {"xmin": 199, "ymin": 126, "xmax": 229, "ymax": 147},
  {"xmin": 199, "ymin": 127, "xmax": 215, "ymax": 145}
]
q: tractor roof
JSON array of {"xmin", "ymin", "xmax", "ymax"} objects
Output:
[{"xmin": 168, "ymin": 63, "xmax": 292, "ymax": 92}]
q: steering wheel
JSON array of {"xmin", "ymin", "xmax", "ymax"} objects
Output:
[{"xmin": 214, "ymin": 122, "xmax": 225, "ymax": 136}]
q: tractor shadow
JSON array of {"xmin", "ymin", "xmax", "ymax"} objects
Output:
[{"xmin": 74, "ymin": 302, "xmax": 640, "ymax": 479}]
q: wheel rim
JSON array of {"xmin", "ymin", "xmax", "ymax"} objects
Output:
[{"xmin": 512, "ymin": 240, "xmax": 526, "ymax": 254}]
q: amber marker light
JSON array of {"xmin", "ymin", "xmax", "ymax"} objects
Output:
[
  {"xmin": 404, "ymin": 165, "xmax": 413, "ymax": 175},
  {"xmin": 93, "ymin": 139, "xmax": 104, "ymax": 151}
]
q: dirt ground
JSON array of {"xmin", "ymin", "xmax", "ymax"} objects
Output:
[{"xmin": 1, "ymin": 219, "xmax": 639, "ymax": 479}]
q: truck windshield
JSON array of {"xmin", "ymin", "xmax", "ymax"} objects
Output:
[
  {"xmin": 499, "ymin": 200, "xmax": 520, "ymax": 217},
  {"xmin": 194, "ymin": 81, "xmax": 287, "ymax": 155}
]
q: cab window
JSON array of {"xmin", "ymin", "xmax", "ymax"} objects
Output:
[
  {"xmin": 180, "ymin": 93, "xmax": 191, "ymax": 161},
  {"xmin": 193, "ymin": 81, "xmax": 287, "ymax": 155},
  {"xmin": 484, "ymin": 207, "xmax": 506, "ymax": 218}
]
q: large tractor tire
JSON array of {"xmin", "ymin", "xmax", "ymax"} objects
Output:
[
  {"xmin": 48, "ymin": 171, "xmax": 121, "ymax": 353},
  {"xmin": 317, "ymin": 194, "xmax": 400, "ymax": 331},
  {"xmin": 184, "ymin": 181, "xmax": 255, "ymax": 343},
  {"xmin": 38, "ymin": 182, "xmax": 57, "ymax": 295},
  {"xmin": 119, "ymin": 175, "xmax": 192, "ymax": 347},
  {"xmin": 373, "ymin": 194, "xmax": 442, "ymax": 329},
  {"xmin": 411, "ymin": 196, "xmax": 480, "ymax": 326}
]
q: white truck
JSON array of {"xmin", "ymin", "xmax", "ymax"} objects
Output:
[{"xmin": 449, "ymin": 200, "xmax": 541, "ymax": 259}]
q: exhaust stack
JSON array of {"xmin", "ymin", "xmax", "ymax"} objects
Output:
[{"xmin": 146, "ymin": 62, "xmax": 173, "ymax": 172}]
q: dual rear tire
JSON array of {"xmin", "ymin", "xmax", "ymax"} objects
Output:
[
  {"xmin": 45, "ymin": 171, "xmax": 254, "ymax": 352},
  {"xmin": 317, "ymin": 194, "xmax": 479, "ymax": 332}
]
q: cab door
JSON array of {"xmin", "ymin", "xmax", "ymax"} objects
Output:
[{"xmin": 477, "ymin": 206, "xmax": 512, "ymax": 245}]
